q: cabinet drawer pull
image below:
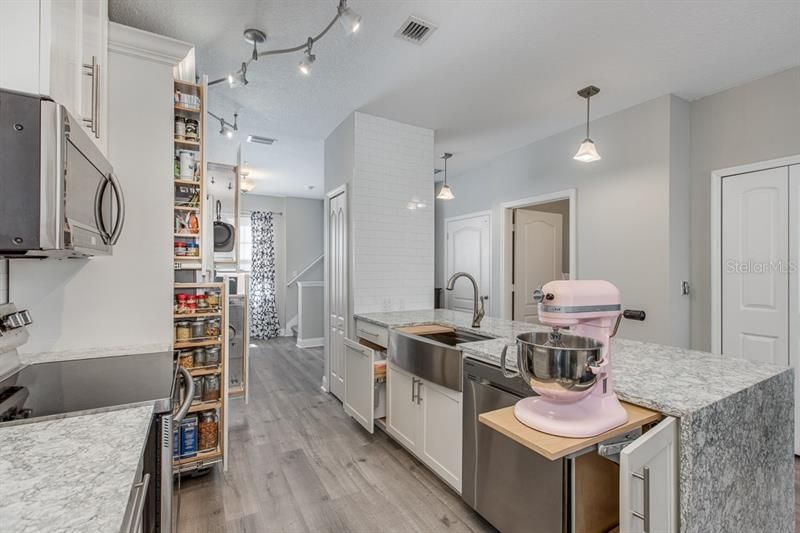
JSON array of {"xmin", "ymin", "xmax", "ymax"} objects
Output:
[{"xmin": 631, "ymin": 466, "xmax": 650, "ymax": 532}]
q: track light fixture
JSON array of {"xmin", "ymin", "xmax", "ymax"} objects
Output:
[
  {"xmin": 208, "ymin": 1, "xmax": 361, "ymax": 88},
  {"xmin": 338, "ymin": 0, "xmax": 362, "ymax": 33},
  {"xmin": 227, "ymin": 62, "xmax": 248, "ymax": 88},
  {"xmin": 574, "ymin": 85, "xmax": 601, "ymax": 163},
  {"xmin": 208, "ymin": 111, "xmax": 238, "ymax": 139},
  {"xmin": 299, "ymin": 37, "xmax": 316, "ymax": 76}
]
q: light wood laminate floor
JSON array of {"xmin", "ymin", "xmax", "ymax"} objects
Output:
[{"xmin": 176, "ymin": 337, "xmax": 493, "ymax": 533}]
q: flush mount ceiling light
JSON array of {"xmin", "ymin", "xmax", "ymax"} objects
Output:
[
  {"xmin": 208, "ymin": 111, "xmax": 238, "ymax": 139},
  {"xmin": 573, "ymin": 85, "xmax": 601, "ymax": 163},
  {"xmin": 299, "ymin": 37, "xmax": 316, "ymax": 76},
  {"xmin": 436, "ymin": 153, "xmax": 455, "ymax": 200},
  {"xmin": 208, "ymin": 0, "xmax": 361, "ymax": 88}
]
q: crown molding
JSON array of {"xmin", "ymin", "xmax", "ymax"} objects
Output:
[{"xmin": 108, "ymin": 22, "xmax": 193, "ymax": 66}]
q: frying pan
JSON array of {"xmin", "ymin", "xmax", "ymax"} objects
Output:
[{"xmin": 214, "ymin": 200, "xmax": 236, "ymax": 252}]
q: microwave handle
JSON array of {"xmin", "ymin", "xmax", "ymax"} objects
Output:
[
  {"xmin": 93, "ymin": 177, "xmax": 112, "ymax": 244},
  {"xmin": 108, "ymin": 172, "xmax": 126, "ymax": 245}
]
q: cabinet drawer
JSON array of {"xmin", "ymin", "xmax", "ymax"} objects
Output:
[{"xmin": 355, "ymin": 319, "xmax": 388, "ymax": 348}]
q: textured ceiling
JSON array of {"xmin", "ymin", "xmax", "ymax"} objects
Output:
[{"xmin": 111, "ymin": 0, "xmax": 800, "ymax": 197}]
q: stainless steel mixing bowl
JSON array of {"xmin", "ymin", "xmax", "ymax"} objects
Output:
[{"xmin": 500, "ymin": 331, "xmax": 605, "ymax": 397}]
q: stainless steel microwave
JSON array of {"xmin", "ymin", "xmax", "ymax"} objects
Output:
[{"xmin": 0, "ymin": 89, "xmax": 124, "ymax": 258}]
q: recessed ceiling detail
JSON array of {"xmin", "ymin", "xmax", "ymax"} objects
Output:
[{"xmin": 394, "ymin": 16, "xmax": 437, "ymax": 45}]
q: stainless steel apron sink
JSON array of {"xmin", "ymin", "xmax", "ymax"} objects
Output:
[{"xmin": 388, "ymin": 325, "xmax": 494, "ymax": 392}]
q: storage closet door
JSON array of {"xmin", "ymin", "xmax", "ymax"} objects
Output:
[
  {"xmin": 721, "ymin": 167, "xmax": 789, "ymax": 365},
  {"xmin": 329, "ymin": 192, "xmax": 347, "ymax": 400},
  {"xmin": 790, "ymin": 164, "xmax": 800, "ymax": 453},
  {"xmin": 620, "ymin": 417, "xmax": 678, "ymax": 533}
]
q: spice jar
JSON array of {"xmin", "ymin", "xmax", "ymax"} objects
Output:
[
  {"xmin": 193, "ymin": 347, "xmax": 207, "ymax": 367},
  {"xmin": 175, "ymin": 321, "xmax": 191, "ymax": 342},
  {"xmin": 190, "ymin": 319, "xmax": 206, "ymax": 339},
  {"xmin": 174, "ymin": 116, "xmax": 186, "ymax": 139},
  {"xmin": 205, "ymin": 291, "xmax": 219, "ymax": 308},
  {"xmin": 205, "ymin": 346, "xmax": 220, "ymax": 366},
  {"xmin": 185, "ymin": 118, "xmax": 199, "ymax": 140},
  {"xmin": 177, "ymin": 350, "xmax": 194, "ymax": 369},
  {"xmin": 198, "ymin": 411, "xmax": 219, "ymax": 451},
  {"xmin": 205, "ymin": 318, "xmax": 221, "ymax": 337},
  {"xmin": 196, "ymin": 294, "xmax": 208, "ymax": 310},
  {"xmin": 202, "ymin": 374, "xmax": 220, "ymax": 401},
  {"xmin": 175, "ymin": 294, "xmax": 188, "ymax": 314},
  {"xmin": 192, "ymin": 376, "xmax": 203, "ymax": 401},
  {"xmin": 185, "ymin": 295, "xmax": 197, "ymax": 313}
]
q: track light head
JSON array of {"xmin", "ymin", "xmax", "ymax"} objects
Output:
[
  {"xmin": 228, "ymin": 62, "xmax": 249, "ymax": 88},
  {"xmin": 338, "ymin": 0, "xmax": 362, "ymax": 33},
  {"xmin": 299, "ymin": 37, "xmax": 316, "ymax": 76}
]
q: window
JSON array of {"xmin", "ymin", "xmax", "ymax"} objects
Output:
[{"xmin": 239, "ymin": 215, "xmax": 252, "ymax": 271}]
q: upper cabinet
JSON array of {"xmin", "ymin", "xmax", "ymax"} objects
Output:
[{"xmin": 0, "ymin": 0, "xmax": 108, "ymax": 155}]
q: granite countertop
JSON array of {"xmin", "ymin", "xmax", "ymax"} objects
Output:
[
  {"xmin": 0, "ymin": 405, "xmax": 154, "ymax": 533},
  {"xmin": 355, "ymin": 309, "xmax": 792, "ymax": 417}
]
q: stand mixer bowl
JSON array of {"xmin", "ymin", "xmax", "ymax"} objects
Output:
[{"xmin": 512, "ymin": 331, "xmax": 605, "ymax": 401}]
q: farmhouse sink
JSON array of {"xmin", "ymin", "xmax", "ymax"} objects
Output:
[{"xmin": 388, "ymin": 325, "xmax": 494, "ymax": 392}]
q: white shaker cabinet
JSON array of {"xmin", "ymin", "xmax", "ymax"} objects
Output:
[
  {"xmin": 0, "ymin": 0, "xmax": 108, "ymax": 154},
  {"xmin": 620, "ymin": 416, "xmax": 679, "ymax": 533},
  {"xmin": 343, "ymin": 338, "xmax": 377, "ymax": 434},
  {"xmin": 386, "ymin": 362, "xmax": 462, "ymax": 493}
]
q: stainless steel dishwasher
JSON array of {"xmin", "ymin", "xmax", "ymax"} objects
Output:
[{"xmin": 462, "ymin": 357, "xmax": 566, "ymax": 533}]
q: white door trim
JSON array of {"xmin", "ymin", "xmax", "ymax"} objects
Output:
[
  {"xmin": 499, "ymin": 189, "xmax": 577, "ymax": 320},
  {"xmin": 323, "ymin": 184, "xmax": 347, "ymax": 392},
  {"xmin": 710, "ymin": 155, "xmax": 800, "ymax": 354},
  {"xmin": 443, "ymin": 210, "xmax": 493, "ymax": 310}
]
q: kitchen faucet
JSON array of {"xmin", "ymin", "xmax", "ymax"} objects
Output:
[{"xmin": 445, "ymin": 272, "xmax": 485, "ymax": 328}]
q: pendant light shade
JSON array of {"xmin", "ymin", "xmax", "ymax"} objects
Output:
[
  {"xmin": 436, "ymin": 152, "xmax": 454, "ymax": 200},
  {"xmin": 574, "ymin": 85, "xmax": 601, "ymax": 163},
  {"xmin": 574, "ymin": 138, "xmax": 601, "ymax": 162}
]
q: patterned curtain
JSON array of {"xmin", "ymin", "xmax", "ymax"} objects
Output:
[{"xmin": 249, "ymin": 211, "xmax": 280, "ymax": 339}]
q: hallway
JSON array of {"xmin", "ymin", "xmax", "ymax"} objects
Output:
[{"xmin": 176, "ymin": 338, "xmax": 492, "ymax": 532}]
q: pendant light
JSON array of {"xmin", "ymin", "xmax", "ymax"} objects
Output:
[
  {"xmin": 436, "ymin": 153, "xmax": 455, "ymax": 200},
  {"xmin": 573, "ymin": 85, "xmax": 601, "ymax": 163}
]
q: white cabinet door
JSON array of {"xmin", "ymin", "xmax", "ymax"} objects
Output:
[
  {"xmin": 721, "ymin": 167, "xmax": 790, "ymax": 365},
  {"xmin": 419, "ymin": 379, "xmax": 462, "ymax": 492},
  {"xmin": 620, "ymin": 417, "xmax": 678, "ymax": 533},
  {"xmin": 0, "ymin": 1, "xmax": 41, "ymax": 93},
  {"xmin": 387, "ymin": 363, "xmax": 420, "ymax": 451},
  {"xmin": 343, "ymin": 338, "xmax": 375, "ymax": 434},
  {"xmin": 445, "ymin": 213, "xmax": 491, "ymax": 312},
  {"xmin": 41, "ymin": 0, "xmax": 81, "ymax": 116},
  {"xmin": 514, "ymin": 209, "xmax": 563, "ymax": 323},
  {"xmin": 77, "ymin": 0, "xmax": 108, "ymax": 152}
]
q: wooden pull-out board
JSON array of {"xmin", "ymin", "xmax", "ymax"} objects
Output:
[
  {"xmin": 396, "ymin": 324, "xmax": 455, "ymax": 335},
  {"xmin": 479, "ymin": 402, "xmax": 661, "ymax": 461}
]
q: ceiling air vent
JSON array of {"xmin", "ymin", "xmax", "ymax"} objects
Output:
[
  {"xmin": 247, "ymin": 135, "xmax": 276, "ymax": 145},
  {"xmin": 395, "ymin": 16, "xmax": 437, "ymax": 45}
]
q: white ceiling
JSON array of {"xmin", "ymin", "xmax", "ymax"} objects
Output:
[{"xmin": 111, "ymin": 0, "xmax": 800, "ymax": 195}]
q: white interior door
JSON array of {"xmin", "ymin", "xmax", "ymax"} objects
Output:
[
  {"xmin": 721, "ymin": 167, "xmax": 789, "ymax": 365},
  {"xmin": 445, "ymin": 214, "xmax": 491, "ymax": 312},
  {"xmin": 620, "ymin": 417, "xmax": 678, "ymax": 533},
  {"xmin": 790, "ymin": 164, "xmax": 799, "ymax": 452},
  {"xmin": 513, "ymin": 209, "xmax": 562, "ymax": 323},
  {"xmin": 329, "ymin": 192, "xmax": 347, "ymax": 400}
]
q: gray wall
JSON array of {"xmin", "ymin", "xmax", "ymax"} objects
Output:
[
  {"xmin": 434, "ymin": 95, "xmax": 692, "ymax": 347},
  {"xmin": 521, "ymin": 200, "xmax": 570, "ymax": 270},
  {"xmin": 689, "ymin": 66, "xmax": 800, "ymax": 350}
]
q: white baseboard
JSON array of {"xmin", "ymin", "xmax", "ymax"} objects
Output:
[{"xmin": 296, "ymin": 337, "xmax": 324, "ymax": 349}]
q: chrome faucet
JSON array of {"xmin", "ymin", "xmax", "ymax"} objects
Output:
[{"xmin": 445, "ymin": 272, "xmax": 485, "ymax": 328}]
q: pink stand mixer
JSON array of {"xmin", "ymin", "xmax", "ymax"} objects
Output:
[{"xmin": 500, "ymin": 280, "xmax": 646, "ymax": 438}]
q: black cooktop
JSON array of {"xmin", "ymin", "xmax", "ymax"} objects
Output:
[{"xmin": 0, "ymin": 351, "xmax": 175, "ymax": 424}]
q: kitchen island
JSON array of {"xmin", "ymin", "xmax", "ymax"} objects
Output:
[
  {"xmin": 355, "ymin": 309, "xmax": 794, "ymax": 533},
  {"xmin": 0, "ymin": 405, "xmax": 154, "ymax": 533}
]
